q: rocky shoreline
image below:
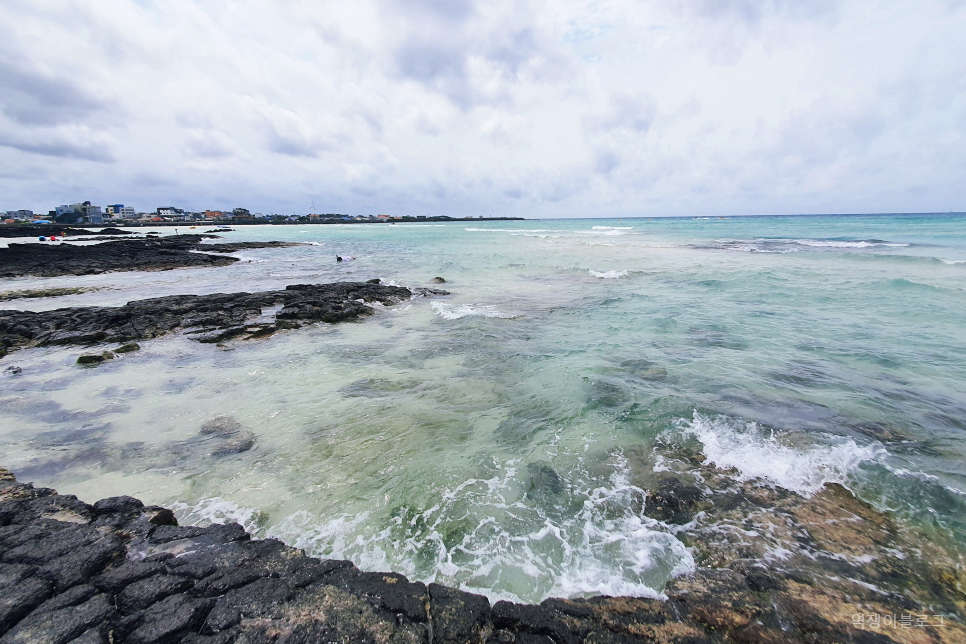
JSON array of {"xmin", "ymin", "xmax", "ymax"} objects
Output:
[
  {"xmin": 0, "ymin": 235, "xmax": 306, "ymax": 278},
  {"xmin": 1, "ymin": 468, "xmax": 963, "ymax": 644},
  {"xmin": 0, "ymin": 227, "xmax": 134, "ymax": 240},
  {"xmin": 0, "ymin": 281, "xmax": 445, "ymax": 359}
]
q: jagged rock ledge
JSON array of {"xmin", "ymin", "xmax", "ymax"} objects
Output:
[
  {"xmin": 0, "ymin": 234, "xmax": 306, "ymax": 278},
  {"xmin": 0, "ymin": 227, "xmax": 134, "ymax": 240},
  {"xmin": 0, "ymin": 282, "xmax": 445, "ymax": 359},
  {"xmin": 5, "ymin": 469, "xmax": 957, "ymax": 644}
]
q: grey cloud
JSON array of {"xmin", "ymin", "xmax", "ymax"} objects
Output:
[
  {"xmin": 681, "ymin": 0, "xmax": 841, "ymax": 26},
  {"xmin": 0, "ymin": 53, "xmax": 107, "ymax": 126},
  {"xmin": 396, "ymin": 43, "xmax": 466, "ymax": 84},
  {"xmin": 0, "ymin": 136, "xmax": 114, "ymax": 162},
  {"xmin": 390, "ymin": 9, "xmax": 564, "ymax": 109},
  {"xmin": 381, "ymin": 0, "xmax": 476, "ymax": 23},
  {"xmin": 184, "ymin": 131, "xmax": 237, "ymax": 159},
  {"xmin": 595, "ymin": 151, "xmax": 621, "ymax": 175},
  {"xmin": 267, "ymin": 131, "xmax": 320, "ymax": 158},
  {"xmin": 487, "ymin": 28, "xmax": 539, "ymax": 78},
  {"xmin": 602, "ymin": 94, "xmax": 655, "ymax": 134}
]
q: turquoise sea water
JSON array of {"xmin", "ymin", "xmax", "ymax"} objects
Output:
[{"xmin": 1, "ymin": 213, "xmax": 965, "ymax": 603}]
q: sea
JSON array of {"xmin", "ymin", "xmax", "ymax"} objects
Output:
[{"xmin": 1, "ymin": 213, "xmax": 965, "ymax": 604}]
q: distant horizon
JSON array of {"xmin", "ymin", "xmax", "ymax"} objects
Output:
[{"xmin": 7, "ymin": 209, "xmax": 966, "ymax": 224}]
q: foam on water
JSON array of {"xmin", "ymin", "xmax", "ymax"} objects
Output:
[
  {"xmin": 588, "ymin": 269, "xmax": 629, "ymax": 279},
  {"xmin": 5, "ymin": 213, "xmax": 966, "ymax": 605},
  {"xmin": 431, "ymin": 301, "xmax": 518, "ymax": 320},
  {"xmin": 794, "ymin": 239, "xmax": 909, "ymax": 248},
  {"xmin": 591, "ymin": 226, "xmax": 634, "ymax": 230},
  {"xmin": 258, "ymin": 455, "xmax": 693, "ymax": 603},
  {"xmin": 678, "ymin": 412, "xmax": 883, "ymax": 496},
  {"xmin": 170, "ymin": 497, "xmax": 261, "ymax": 534}
]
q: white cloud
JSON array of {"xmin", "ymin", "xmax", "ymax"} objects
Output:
[{"xmin": 0, "ymin": 0, "xmax": 963, "ymax": 216}]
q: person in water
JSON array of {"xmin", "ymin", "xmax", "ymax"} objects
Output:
[{"xmin": 336, "ymin": 255, "xmax": 355, "ymax": 262}]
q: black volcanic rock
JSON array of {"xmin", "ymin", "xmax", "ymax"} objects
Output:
[
  {"xmin": 0, "ymin": 226, "xmax": 133, "ymax": 239},
  {"xmin": 2, "ymin": 467, "xmax": 958, "ymax": 643},
  {"xmin": 0, "ymin": 282, "xmax": 445, "ymax": 356},
  {"xmin": 0, "ymin": 235, "xmax": 307, "ymax": 278}
]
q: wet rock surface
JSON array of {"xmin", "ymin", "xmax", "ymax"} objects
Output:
[
  {"xmin": 1, "ymin": 468, "xmax": 963, "ymax": 643},
  {"xmin": 0, "ymin": 282, "xmax": 444, "ymax": 357},
  {"xmin": 0, "ymin": 227, "xmax": 133, "ymax": 239},
  {"xmin": 0, "ymin": 234, "xmax": 305, "ymax": 278}
]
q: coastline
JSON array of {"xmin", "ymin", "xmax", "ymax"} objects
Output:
[
  {"xmin": 2, "ymin": 469, "xmax": 963, "ymax": 643},
  {"xmin": 3, "ymin": 468, "xmax": 963, "ymax": 644},
  {"xmin": 1, "ymin": 217, "xmax": 964, "ymax": 642}
]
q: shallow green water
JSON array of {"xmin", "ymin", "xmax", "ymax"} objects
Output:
[{"xmin": 2, "ymin": 214, "xmax": 965, "ymax": 602}]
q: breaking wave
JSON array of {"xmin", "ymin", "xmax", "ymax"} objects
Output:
[
  {"xmin": 677, "ymin": 412, "xmax": 883, "ymax": 496},
  {"xmin": 432, "ymin": 301, "xmax": 518, "ymax": 320}
]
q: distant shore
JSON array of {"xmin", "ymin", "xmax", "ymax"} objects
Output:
[{"xmin": 0, "ymin": 216, "xmax": 526, "ymax": 231}]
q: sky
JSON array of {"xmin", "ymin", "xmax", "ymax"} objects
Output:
[{"xmin": 1, "ymin": 0, "xmax": 964, "ymax": 218}]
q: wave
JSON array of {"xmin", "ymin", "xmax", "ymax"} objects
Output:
[
  {"xmin": 170, "ymin": 497, "xmax": 261, "ymax": 534},
  {"xmin": 431, "ymin": 301, "xmax": 519, "ymax": 320},
  {"xmin": 268, "ymin": 456, "xmax": 693, "ymax": 603},
  {"xmin": 794, "ymin": 239, "xmax": 909, "ymax": 249},
  {"xmin": 677, "ymin": 412, "xmax": 883, "ymax": 496},
  {"xmin": 698, "ymin": 237, "xmax": 913, "ymax": 254},
  {"xmin": 591, "ymin": 226, "xmax": 634, "ymax": 230},
  {"xmin": 589, "ymin": 269, "xmax": 629, "ymax": 279},
  {"xmin": 464, "ymin": 228, "xmax": 552, "ymax": 233}
]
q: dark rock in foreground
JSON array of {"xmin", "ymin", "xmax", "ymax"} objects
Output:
[
  {"xmin": 7, "ymin": 469, "xmax": 961, "ymax": 644},
  {"xmin": 0, "ymin": 235, "xmax": 306, "ymax": 278},
  {"xmin": 0, "ymin": 227, "xmax": 133, "ymax": 239},
  {"xmin": 0, "ymin": 282, "xmax": 441, "ymax": 357}
]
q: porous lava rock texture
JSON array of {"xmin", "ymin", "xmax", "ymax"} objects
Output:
[
  {"xmin": 0, "ymin": 235, "xmax": 304, "ymax": 278},
  {"xmin": 4, "ymin": 469, "xmax": 961, "ymax": 643},
  {"xmin": 0, "ymin": 282, "xmax": 441, "ymax": 357}
]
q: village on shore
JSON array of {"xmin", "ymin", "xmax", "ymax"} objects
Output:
[{"xmin": 2, "ymin": 200, "xmax": 523, "ymax": 227}]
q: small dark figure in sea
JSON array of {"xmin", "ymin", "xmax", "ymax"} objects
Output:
[{"xmin": 336, "ymin": 255, "xmax": 355, "ymax": 262}]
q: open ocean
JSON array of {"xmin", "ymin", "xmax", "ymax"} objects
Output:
[{"xmin": 2, "ymin": 213, "xmax": 965, "ymax": 604}]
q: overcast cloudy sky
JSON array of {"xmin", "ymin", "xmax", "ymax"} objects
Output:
[{"xmin": 1, "ymin": 0, "xmax": 964, "ymax": 217}]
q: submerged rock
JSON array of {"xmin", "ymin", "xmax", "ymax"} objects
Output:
[
  {"xmin": 0, "ymin": 235, "xmax": 307, "ymax": 278},
  {"xmin": 200, "ymin": 417, "xmax": 242, "ymax": 435},
  {"xmin": 643, "ymin": 476, "xmax": 704, "ymax": 524},
  {"xmin": 198, "ymin": 416, "xmax": 255, "ymax": 456},
  {"xmin": 76, "ymin": 352, "xmax": 115, "ymax": 366},
  {"xmin": 0, "ymin": 282, "xmax": 442, "ymax": 357},
  {"xmin": 113, "ymin": 343, "xmax": 140, "ymax": 354},
  {"xmin": 0, "ymin": 287, "xmax": 97, "ymax": 302},
  {"xmin": 0, "ymin": 470, "xmax": 963, "ymax": 643}
]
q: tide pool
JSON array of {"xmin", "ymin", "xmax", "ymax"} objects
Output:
[{"xmin": 2, "ymin": 213, "xmax": 965, "ymax": 604}]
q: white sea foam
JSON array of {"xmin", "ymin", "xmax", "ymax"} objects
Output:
[
  {"xmin": 588, "ymin": 269, "xmax": 629, "ymax": 279},
  {"xmin": 170, "ymin": 497, "xmax": 261, "ymax": 534},
  {"xmin": 432, "ymin": 301, "xmax": 518, "ymax": 320},
  {"xmin": 582, "ymin": 229, "xmax": 632, "ymax": 236},
  {"xmin": 266, "ymin": 456, "xmax": 693, "ymax": 603},
  {"xmin": 464, "ymin": 228, "xmax": 552, "ymax": 233},
  {"xmin": 591, "ymin": 226, "xmax": 633, "ymax": 230},
  {"xmin": 678, "ymin": 412, "xmax": 882, "ymax": 496},
  {"xmin": 940, "ymin": 258, "xmax": 966, "ymax": 265},
  {"xmin": 794, "ymin": 239, "xmax": 909, "ymax": 248}
]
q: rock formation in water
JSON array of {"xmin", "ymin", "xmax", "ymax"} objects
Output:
[
  {"xmin": 1, "ymin": 468, "xmax": 963, "ymax": 643},
  {"xmin": 0, "ymin": 282, "xmax": 446, "ymax": 358},
  {"xmin": 0, "ymin": 227, "xmax": 133, "ymax": 239},
  {"xmin": 0, "ymin": 235, "xmax": 306, "ymax": 278}
]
